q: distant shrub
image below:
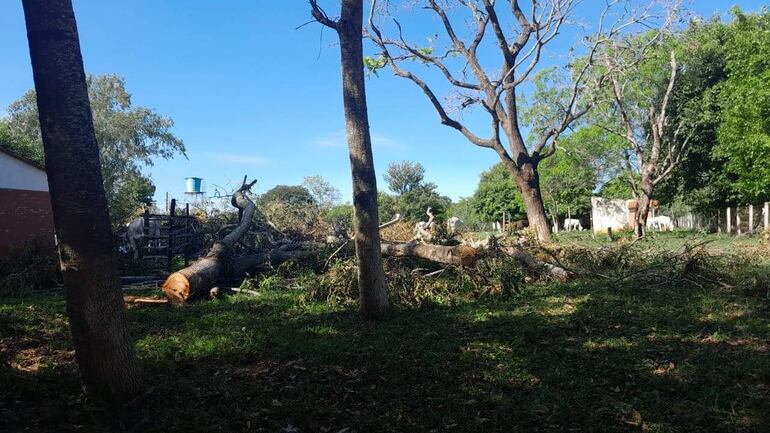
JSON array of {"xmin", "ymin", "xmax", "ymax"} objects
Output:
[
  {"xmin": 323, "ymin": 204, "xmax": 354, "ymax": 236},
  {"xmin": 260, "ymin": 201, "xmax": 330, "ymax": 240}
]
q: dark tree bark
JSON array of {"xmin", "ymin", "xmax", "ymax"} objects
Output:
[
  {"xmin": 21, "ymin": 0, "xmax": 143, "ymax": 403},
  {"xmin": 634, "ymin": 180, "xmax": 653, "ymax": 237},
  {"xmin": 311, "ymin": 0, "xmax": 389, "ymax": 319},
  {"xmin": 514, "ymin": 162, "xmax": 551, "ymax": 242}
]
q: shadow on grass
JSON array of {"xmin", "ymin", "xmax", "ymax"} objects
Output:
[{"xmin": 1, "ymin": 280, "xmax": 768, "ymax": 432}]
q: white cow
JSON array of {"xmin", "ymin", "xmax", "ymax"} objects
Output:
[
  {"xmin": 563, "ymin": 218, "xmax": 583, "ymax": 231},
  {"xmin": 647, "ymin": 215, "xmax": 673, "ymax": 231},
  {"xmin": 447, "ymin": 216, "xmax": 464, "ymax": 234}
]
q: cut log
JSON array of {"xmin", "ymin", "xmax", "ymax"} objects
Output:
[
  {"xmin": 161, "ymin": 176, "xmax": 257, "ymax": 303},
  {"xmin": 381, "ymin": 241, "xmax": 477, "ymax": 267}
]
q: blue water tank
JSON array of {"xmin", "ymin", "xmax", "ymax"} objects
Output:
[{"xmin": 185, "ymin": 177, "xmax": 203, "ymax": 193}]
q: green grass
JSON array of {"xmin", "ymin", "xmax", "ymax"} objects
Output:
[
  {"xmin": 2, "ymin": 277, "xmax": 768, "ymax": 432},
  {"xmin": 553, "ymin": 229, "xmax": 764, "ymax": 253}
]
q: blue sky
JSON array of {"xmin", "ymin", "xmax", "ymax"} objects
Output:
[{"xmin": 0, "ymin": 1, "xmax": 765, "ymax": 205}]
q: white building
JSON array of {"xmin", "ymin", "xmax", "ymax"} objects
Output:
[{"xmin": 0, "ymin": 147, "xmax": 55, "ymax": 253}]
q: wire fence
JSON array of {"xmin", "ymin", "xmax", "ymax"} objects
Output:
[{"xmin": 659, "ymin": 202, "xmax": 770, "ymax": 234}]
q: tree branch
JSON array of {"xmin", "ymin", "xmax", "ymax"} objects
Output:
[{"xmin": 309, "ymin": 0, "xmax": 338, "ymax": 30}]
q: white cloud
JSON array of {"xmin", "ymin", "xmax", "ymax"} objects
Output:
[
  {"xmin": 315, "ymin": 131, "xmax": 346, "ymax": 148},
  {"xmin": 371, "ymin": 133, "xmax": 400, "ymax": 149},
  {"xmin": 206, "ymin": 152, "xmax": 272, "ymax": 165},
  {"xmin": 314, "ymin": 131, "xmax": 401, "ymax": 149}
]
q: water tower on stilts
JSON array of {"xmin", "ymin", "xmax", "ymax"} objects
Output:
[{"xmin": 185, "ymin": 177, "xmax": 205, "ymax": 208}]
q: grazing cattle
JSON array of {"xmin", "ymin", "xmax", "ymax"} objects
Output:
[
  {"xmin": 447, "ymin": 216, "xmax": 463, "ymax": 234},
  {"xmin": 647, "ymin": 215, "xmax": 673, "ymax": 231},
  {"xmin": 125, "ymin": 217, "xmax": 161, "ymax": 258},
  {"xmin": 563, "ymin": 218, "xmax": 583, "ymax": 231}
]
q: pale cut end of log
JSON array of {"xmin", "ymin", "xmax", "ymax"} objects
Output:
[
  {"xmin": 162, "ymin": 272, "xmax": 190, "ymax": 304},
  {"xmin": 458, "ymin": 245, "xmax": 477, "ymax": 267}
]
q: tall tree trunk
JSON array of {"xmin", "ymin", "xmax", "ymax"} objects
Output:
[
  {"xmin": 337, "ymin": 0, "xmax": 389, "ymax": 319},
  {"xmin": 634, "ymin": 179, "xmax": 653, "ymax": 238},
  {"xmin": 514, "ymin": 162, "xmax": 552, "ymax": 242},
  {"xmin": 22, "ymin": 0, "xmax": 143, "ymax": 403}
]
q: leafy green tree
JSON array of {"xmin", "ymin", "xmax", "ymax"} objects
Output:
[
  {"xmin": 449, "ymin": 197, "xmax": 484, "ymax": 231},
  {"xmin": 652, "ymin": 14, "xmax": 735, "ymax": 210},
  {"xmin": 366, "ymin": 0, "xmax": 657, "ymax": 241},
  {"xmin": 472, "ymin": 163, "xmax": 525, "ymax": 223},
  {"xmin": 599, "ymin": 174, "xmax": 637, "ymax": 200},
  {"xmin": 713, "ymin": 9, "xmax": 770, "ymax": 203},
  {"xmin": 380, "ymin": 160, "xmax": 451, "ymax": 221},
  {"xmin": 4, "ymin": 74, "xmax": 185, "ymax": 226},
  {"xmin": 653, "ymin": 8, "xmax": 770, "ymax": 209},
  {"xmin": 383, "ymin": 161, "xmax": 426, "ymax": 195},
  {"xmin": 259, "ymin": 185, "xmax": 315, "ymax": 206},
  {"xmin": 0, "ymin": 120, "xmax": 43, "ymax": 163},
  {"xmin": 302, "ymin": 175, "xmax": 342, "ymax": 210},
  {"xmin": 539, "ymin": 152, "xmax": 594, "ymax": 220},
  {"xmin": 597, "ymin": 25, "xmax": 702, "ymax": 236},
  {"xmin": 538, "ymin": 126, "xmax": 622, "ymax": 219},
  {"xmin": 324, "ymin": 203, "xmax": 354, "ymax": 233}
]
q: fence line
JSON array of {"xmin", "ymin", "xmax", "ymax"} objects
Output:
[{"xmin": 661, "ymin": 202, "xmax": 770, "ymax": 234}]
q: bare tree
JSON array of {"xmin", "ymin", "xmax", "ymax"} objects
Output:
[
  {"xmin": 603, "ymin": 49, "xmax": 694, "ymax": 237},
  {"xmin": 21, "ymin": 0, "xmax": 143, "ymax": 402},
  {"xmin": 309, "ymin": 0, "xmax": 389, "ymax": 319},
  {"xmin": 367, "ymin": 0, "xmax": 657, "ymax": 241}
]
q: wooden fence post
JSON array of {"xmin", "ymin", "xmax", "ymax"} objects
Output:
[
  {"xmin": 168, "ymin": 199, "xmax": 176, "ymax": 271},
  {"xmin": 184, "ymin": 203, "xmax": 190, "ymax": 267},
  {"xmin": 737, "ymin": 207, "xmax": 742, "ymax": 235},
  {"xmin": 142, "ymin": 208, "xmax": 150, "ymax": 257},
  {"xmin": 717, "ymin": 209, "xmax": 721, "ymax": 234},
  {"xmin": 726, "ymin": 207, "xmax": 731, "ymax": 234},
  {"xmin": 765, "ymin": 202, "xmax": 769, "ymax": 232},
  {"xmin": 749, "ymin": 204, "xmax": 754, "ymax": 234}
]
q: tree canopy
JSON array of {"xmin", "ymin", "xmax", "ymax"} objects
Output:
[
  {"xmin": 653, "ymin": 8, "xmax": 770, "ymax": 209},
  {"xmin": 2, "ymin": 74, "xmax": 185, "ymax": 226},
  {"xmin": 472, "ymin": 163, "xmax": 526, "ymax": 223},
  {"xmin": 302, "ymin": 175, "xmax": 342, "ymax": 210},
  {"xmin": 379, "ymin": 161, "xmax": 450, "ymax": 221},
  {"xmin": 713, "ymin": 9, "xmax": 770, "ymax": 203},
  {"xmin": 259, "ymin": 185, "xmax": 315, "ymax": 206}
]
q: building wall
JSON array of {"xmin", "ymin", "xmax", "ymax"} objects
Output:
[
  {"xmin": 0, "ymin": 152, "xmax": 55, "ymax": 254},
  {"xmin": 0, "ymin": 151, "xmax": 49, "ymax": 192},
  {"xmin": 0, "ymin": 188, "xmax": 56, "ymax": 254},
  {"xmin": 591, "ymin": 197, "xmax": 630, "ymax": 234}
]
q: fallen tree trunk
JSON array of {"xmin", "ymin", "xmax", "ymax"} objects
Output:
[
  {"xmin": 381, "ymin": 242, "xmax": 477, "ymax": 267},
  {"xmin": 161, "ymin": 184, "xmax": 570, "ymax": 302},
  {"xmin": 162, "ymin": 176, "xmax": 257, "ymax": 303},
  {"xmin": 504, "ymin": 247, "xmax": 574, "ymax": 281}
]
